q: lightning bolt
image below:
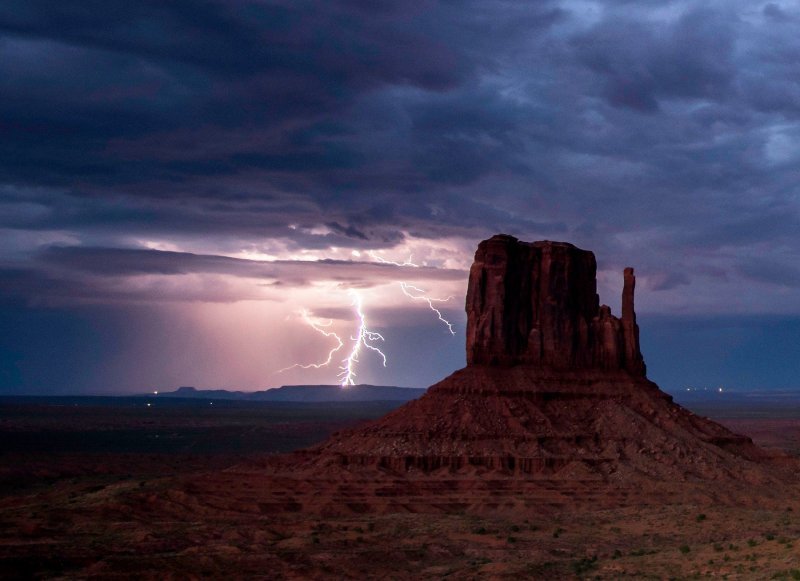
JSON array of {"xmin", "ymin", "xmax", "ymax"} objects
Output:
[
  {"xmin": 278, "ymin": 251, "xmax": 454, "ymax": 387},
  {"xmin": 338, "ymin": 290, "xmax": 387, "ymax": 386},
  {"xmin": 368, "ymin": 251, "xmax": 418, "ymax": 268},
  {"xmin": 277, "ymin": 309, "xmax": 344, "ymax": 373},
  {"xmin": 399, "ymin": 282, "xmax": 456, "ymax": 335},
  {"xmin": 370, "ymin": 252, "xmax": 456, "ymax": 335}
]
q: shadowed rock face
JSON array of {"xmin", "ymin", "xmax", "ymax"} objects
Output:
[{"xmin": 465, "ymin": 234, "xmax": 645, "ymax": 375}]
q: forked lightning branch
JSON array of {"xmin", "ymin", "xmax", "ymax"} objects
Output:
[{"xmin": 278, "ymin": 254, "xmax": 455, "ymax": 387}]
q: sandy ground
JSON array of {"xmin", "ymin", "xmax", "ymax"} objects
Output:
[{"xmin": 1, "ymin": 400, "xmax": 800, "ymax": 579}]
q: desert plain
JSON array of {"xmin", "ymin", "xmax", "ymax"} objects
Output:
[{"xmin": 1, "ymin": 394, "xmax": 800, "ymax": 580}]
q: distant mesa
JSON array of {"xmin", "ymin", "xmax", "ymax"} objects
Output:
[
  {"xmin": 155, "ymin": 384, "xmax": 425, "ymax": 403},
  {"xmin": 192, "ymin": 235, "xmax": 797, "ymax": 514}
]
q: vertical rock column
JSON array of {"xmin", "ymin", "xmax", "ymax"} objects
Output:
[{"xmin": 621, "ymin": 267, "xmax": 646, "ymax": 375}]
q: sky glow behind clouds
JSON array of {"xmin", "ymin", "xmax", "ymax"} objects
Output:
[{"xmin": 1, "ymin": 1, "xmax": 800, "ymax": 393}]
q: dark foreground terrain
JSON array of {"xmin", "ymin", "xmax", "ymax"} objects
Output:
[
  {"xmin": 0, "ymin": 396, "xmax": 401, "ymax": 495},
  {"xmin": 2, "ymin": 393, "xmax": 800, "ymax": 579}
]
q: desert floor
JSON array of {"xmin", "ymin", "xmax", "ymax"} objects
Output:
[{"xmin": 1, "ymin": 396, "xmax": 800, "ymax": 579}]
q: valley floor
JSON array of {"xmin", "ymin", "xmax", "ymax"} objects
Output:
[{"xmin": 1, "ymin": 398, "xmax": 799, "ymax": 579}]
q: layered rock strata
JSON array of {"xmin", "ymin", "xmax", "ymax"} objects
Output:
[{"xmin": 465, "ymin": 235, "xmax": 645, "ymax": 374}]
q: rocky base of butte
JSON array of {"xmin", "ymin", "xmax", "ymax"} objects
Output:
[{"xmin": 217, "ymin": 235, "xmax": 796, "ymax": 514}]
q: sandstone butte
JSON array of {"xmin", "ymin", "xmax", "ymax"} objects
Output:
[{"xmin": 187, "ymin": 235, "xmax": 799, "ymax": 515}]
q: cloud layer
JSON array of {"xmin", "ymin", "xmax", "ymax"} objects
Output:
[{"xmin": 2, "ymin": 1, "xmax": 800, "ymax": 392}]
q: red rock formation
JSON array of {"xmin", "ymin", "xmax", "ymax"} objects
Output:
[
  {"xmin": 238, "ymin": 234, "xmax": 797, "ymax": 514},
  {"xmin": 621, "ymin": 266, "xmax": 646, "ymax": 375},
  {"xmin": 465, "ymin": 234, "xmax": 645, "ymax": 374}
]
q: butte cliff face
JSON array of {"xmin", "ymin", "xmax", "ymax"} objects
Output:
[
  {"xmin": 465, "ymin": 235, "xmax": 645, "ymax": 375},
  {"xmin": 234, "ymin": 235, "xmax": 796, "ymax": 515}
]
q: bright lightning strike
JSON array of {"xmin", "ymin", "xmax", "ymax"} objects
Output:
[
  {"xmin": 368, "ymin": 251, "xmax": 418, "ymax": 268},
  {"xmin": 399, "ymin": 282, "xmax": 456, "ymax": 335},
  {"xmin": 338, "ymin": 290, "xmax": 387, "ymax": 386},
  {"xmin": 370, "ymin": 252, "xmax": 456, "ymax": 335},
  {"xmin": 277, "ymin": 309, "xmax": 344, "ymax": 373},
  {"xmin": 279, "ymin": 251, "xmax": 455, "ymax": 387}
]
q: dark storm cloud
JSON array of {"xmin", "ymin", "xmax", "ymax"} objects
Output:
[
  {"xmin": 1, "ymin": 0, "xmax": 800, "ymax": 304},
  {"xmin": 0, "ymin": 0, "xmax": 571, "ymax": 242},
  {"xmin": 763, "ymin": 3, "xmax": 794, "ymax": 22},
  {"xmin": 0, "ymin": 0, "xmax": 466, "ymax": 187},
  {"xmin": 325, "ymin": 222, "xmax": 369, "ymax": 240},
  {"xmin": 737, "ymin": 259, "xmax": 800, "ymax": 288},
  {"xmin": 572, "ymin": 8, "xmax": 736, "ymax": 113},
  {"xmin": 4, "ymin": 0, "xmax": 800, "ymax": 395},
  {"xmin": 645, "ymin": 270, "xmax": 690, "ymax": 292},
  {"xmin": 0, "ymin": 245, "xmax": 466, "ymax": 304}
]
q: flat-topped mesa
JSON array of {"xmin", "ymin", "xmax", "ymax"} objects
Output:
[{"xmin": 465, "ymin": 234, "xmax": 646, "ymax": 375}]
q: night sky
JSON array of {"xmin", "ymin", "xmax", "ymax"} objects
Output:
[{"xmin": 2, "ymin": 1, "xmax": 800, "ymax": 395}]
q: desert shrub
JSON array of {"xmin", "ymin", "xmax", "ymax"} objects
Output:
[
  {"xmin": 553, "ymin": 527, "xmax": 564, "ymax": 538},
  {"xmin": 748, "ymin": 539, "xmax": 757, "ymax": 547},
  {"xmin": 473, "ymin": 526, "xmax": 487, "ymax": 535},
  {"xmin": 696, "ymin": 513, "xmax": 707, "ymax": 522},
  {"xmin": 772, "ymin": 570, "xmax": 800, "ymax": 580},
  {"xmin": 679, "ymin": 544, "xmax": 691, "ymax": 554},
  {"xmin": 506, "ymin": 536, "xmax": 517, "ymax": 544},
  {"xmin": 571, "ymin": 556, "xmax": 597, "ymax": 575}
]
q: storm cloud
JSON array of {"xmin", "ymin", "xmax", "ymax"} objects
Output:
[{"xmin": 2, "ymin": 1, "xmax": 800, "ymax": 393}]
